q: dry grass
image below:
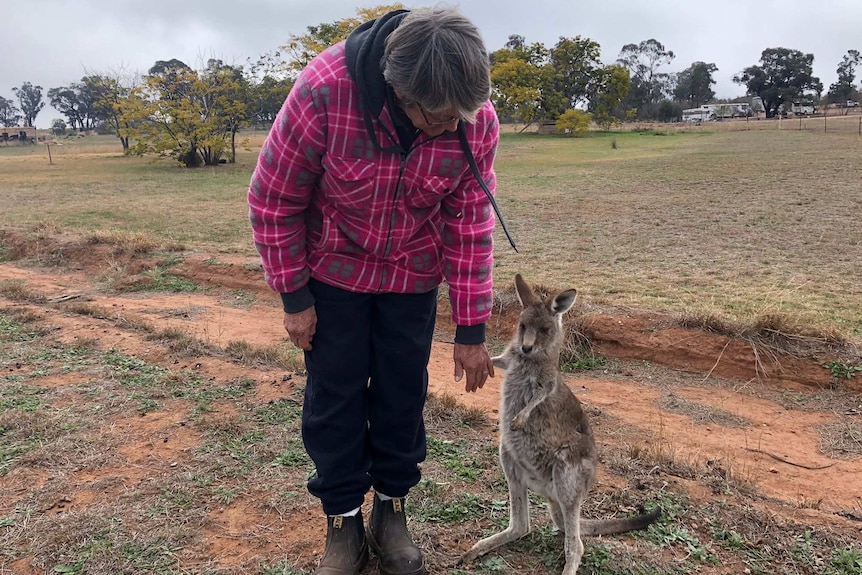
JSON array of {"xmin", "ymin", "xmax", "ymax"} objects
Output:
[
  {"xmin": 222, "ymin": 339, "xmax": 305, "ymax": 371},
  {"xmin": 488, "ymin": 128, "xmax": 862, "ymax": 347},
  {"xmin": 658, "ymin": 392, "xmax": 751, "ymax": 428},
  {"xmin": 819, "ymin": 420, "xmax": 862, "ymax": 459},
  {"xmin": 3, "ymin": 129, "xmax": 862, "ymax": 344}
]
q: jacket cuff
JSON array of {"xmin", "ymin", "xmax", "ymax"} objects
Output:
[
  {"xmin": 280, "ymin": 286, "xmax": 315, "ymax": 314},
  {"xmin": 455, "ymin": 323, "xmax": 486, "ymax": 345}
]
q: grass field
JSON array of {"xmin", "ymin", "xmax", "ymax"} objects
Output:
[{"xmin": 2, "ymin": 124, "xmax": 861, "ymax": 343}]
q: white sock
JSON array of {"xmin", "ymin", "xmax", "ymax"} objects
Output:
[{"xmin": 330, "ymin": 506, "xmax": 360, "ymax": 517}]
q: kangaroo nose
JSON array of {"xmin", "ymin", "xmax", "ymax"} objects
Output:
[{"xmin": 521, "ymin": 345, "xmax": 533, "ymax": 354}]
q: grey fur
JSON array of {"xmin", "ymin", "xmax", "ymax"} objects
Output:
[{"xmin": 459, "ymin": 274, "xmax": 659, "ymax": 574}]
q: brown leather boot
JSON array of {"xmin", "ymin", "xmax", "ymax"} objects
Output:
[
  {"xmin": 366, "ymin": 495, "xmax": 426, "ymax": 575},
  {"xmin": 313, "ymin": 511, "xmax": 369, "ymax": 575}
]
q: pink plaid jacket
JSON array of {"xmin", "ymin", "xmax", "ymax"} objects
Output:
[{"xmin": 248, "ymin": 42, "xmax": 499, "ymax": 329}]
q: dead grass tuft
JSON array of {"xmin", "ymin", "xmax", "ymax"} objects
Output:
[
  {"xmin": 818, "ymin": 420, "xmax": 862, "ymax": 459},
  {"xmin": 676, "ymin": 308, "xmax": 860, "ymax": 367},
  {"xmin": 0, "ymin": 280, "xmax": 48, "ymax": 304},
  {"xmin": 425, "ymin": 392, "xmax": 489, "ymax": 428},
  {"xmin": 146, "ymin": 327, "xmax": 216, "ymax": 357},
  {"xmin": 223, "ymin": 339, "xmax": 304, "ymax": 371},
  {"xmin": 26, "ymin": 219, "xmax": 62, "ymax": 240},
  {"xmin": 659, "ymin": 393, "xmax": 750, "ymax": 428},
  {"xmin": 676, "ymin": 310, "xmax": 739, "ymax": 335},
  {"xmin": 60, "ymin": 302, "xmax": 111, "ymax": 318},
  {"xmin": 0, "ymin": 304, "xmax": 44, "ymax": 324},
  {"xmin": 86, "ymin": 230, "xmax": 166, "ymax": 255}
]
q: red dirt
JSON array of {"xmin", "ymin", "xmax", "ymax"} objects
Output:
[{"xmin": 1, "ymin": 244, "xmax": 861, "ymax": 572}]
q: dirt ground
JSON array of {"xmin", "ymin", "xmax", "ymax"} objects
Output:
[{"xmin": 1, "ymin": 238, "xmax": 861, "ymax": 573}]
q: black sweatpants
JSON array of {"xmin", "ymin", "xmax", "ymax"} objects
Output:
[{"xmin": 301, "ymin": 278, "xmax": 438, "ymax": 516}]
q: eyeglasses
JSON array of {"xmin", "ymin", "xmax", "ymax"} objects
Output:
[{"xmin": 417, "ymin": 104, "xmax": 460, "ymax": 126}]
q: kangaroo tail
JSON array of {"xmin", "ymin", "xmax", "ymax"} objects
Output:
[{"xmin": 581, "ymin": 507, "xmax": 661, "ymax": 536}]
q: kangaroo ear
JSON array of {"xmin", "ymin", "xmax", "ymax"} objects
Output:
[
  {"xmin": 549, "ymin": 289, "xmax": 577, "ymax": 316},
  {"xmin": 514, "ymin": 274, "xmax": 540, "ymax": 307}
]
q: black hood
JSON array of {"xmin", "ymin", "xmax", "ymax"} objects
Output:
[{"xmin": 345, "ymin": 9, "xmax": 409, "ymax": 151}]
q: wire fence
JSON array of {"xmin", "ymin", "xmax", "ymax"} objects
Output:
[{"xmin": 666, "ymin": 109, "xmax": 862, "ymax": 136}]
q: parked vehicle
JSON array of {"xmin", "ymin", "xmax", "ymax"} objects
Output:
[
  {"xmin": 790, "ymin": 101, "xmax": 816, "ymax": 115},
  {"xmin": 682, "ymin": 102, "xmax": 751, "ymax": 122}
]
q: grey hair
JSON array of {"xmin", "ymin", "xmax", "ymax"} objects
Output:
[{"xmin": 383, "ymin": 7, "xmax": 491, "ymax": 123}]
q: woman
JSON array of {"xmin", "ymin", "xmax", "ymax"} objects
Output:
[{"xmin": 248, "ymin": 7, "xmax": 504, "ymax": 575}]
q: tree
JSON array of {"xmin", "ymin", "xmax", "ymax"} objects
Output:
[
  {"xmin": 490, "ymin": 39, "xmax": 554, "ymax": 126},
  {"xmin": 248, "ymin": 75, "xmax": 292, "ymax": 124},
  {"xmin": 555, "ymin": 109, "xmax": 591, "ymax": 136},
  {"xmin": 827, "ymin": 49, "xmax": 860, "ymax": 105},
  {"xmin": 48, "ymin": 86, "xmax": 84, "ymax": 131},
  {"xmin": 0, "ymin": 96, "xmax": 22, "ymax": 127},
  {"xmin": 245, "ymin": 52, "xmax": 294, "ymax": 125},
  {"xmin": 280, "ymin": 4, "xmax": 406, "ymax": 77},
  {"xmin": 86, "ymin": 70, "xmax": 143, "ymax": 153},
  {"xmin": 200, "ymin": 59, "xmax": 250, "ymax": 163},
  {"xmin": 12, "ymin": 82, "xmax": 45, "ymax": 127},
  {"xmin": 674, "ymin": 62, "xmax": 718, "ymax": 107},
  {"xmin": 588, "ymin": 64, "xmax": 631, "ymax": 129},
  {"xmin": 617, "ymin": 39, "xmax": 675, "ymax": 119},
  {"xmin": 125, "ymin": 58, "xmax": 248, "ymax": 167},
  {"xmin": 657, "ymin": 99, "xmax": 682, "ymax": 122},
  {"xmin": 549, "ymin": 36, "xmax": 604, "ymax": 111},
  {"xmin": 148, "ymin": 59, "xmax": 194, "ymax": 101},
  {"xmin": 733, "ymin": 48, "xmax": 822, "ymax": 117},
  {"xmin": 51, "ymin": 118, "xmax": 67, "ymax": 136}
]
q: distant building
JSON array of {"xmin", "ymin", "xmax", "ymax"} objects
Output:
[{"xmin": 1, "ymin": 126, "xmax": 37, "ymax": 144}]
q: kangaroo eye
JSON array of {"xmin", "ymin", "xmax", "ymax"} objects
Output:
[
  {"xmin": 539, "ymin": 327, "xmax": 549, "ymax": 335},
  {"xmin": 518, "ymin": 323, "xmax": 526, "ymax": 333}
]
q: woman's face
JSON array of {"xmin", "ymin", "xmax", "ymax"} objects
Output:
[{"xmin": 398, "ymin": 98, "xmax": 461, "ymax": 137}]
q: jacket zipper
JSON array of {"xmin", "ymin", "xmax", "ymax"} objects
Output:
[{"xmin": 377, "ymin": 135, "xmax": 445, "ymax": 292}]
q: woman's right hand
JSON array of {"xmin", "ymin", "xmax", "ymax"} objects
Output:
[{"xmin": 283, "ymin": 306, "xmax": 317, "ymax": 350}]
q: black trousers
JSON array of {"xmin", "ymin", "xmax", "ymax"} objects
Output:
[{"xmin": 302, "ymin": 278, "xmax": 438, "ymax": 515}]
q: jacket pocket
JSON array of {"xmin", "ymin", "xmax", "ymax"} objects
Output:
[
  {"xmin": 405, "ymin": 175, "xmax": 459, "ymax": 210},
  {"xmin": 320, "ymin": 155, "xmax": 378, "ymax": 210}
]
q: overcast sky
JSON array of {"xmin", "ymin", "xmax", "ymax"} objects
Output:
[{"xmin": 4, "ymin": 0, "xmax": 861, "ymax": 125}]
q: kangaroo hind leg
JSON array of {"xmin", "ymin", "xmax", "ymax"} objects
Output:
[
  {"xmin": 459, "ymin": 446, "xmax": 530, "ymax": 564},
  {"xmin": 554, "ymin": 461, "xmax": 593, "ymax": 575}
]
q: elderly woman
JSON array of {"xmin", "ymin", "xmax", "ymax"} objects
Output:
[{"xmin": 248, "ymin": 7, "xmax": 505, "ymax": 575}]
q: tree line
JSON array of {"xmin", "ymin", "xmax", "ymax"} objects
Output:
[{"xmin": 1, "ymin": 4, "xmax": 859, "ymax": 166}]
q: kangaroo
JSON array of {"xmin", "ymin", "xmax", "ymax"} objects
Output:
[{"xmin": 459, "ymin": 274, "xmax": 660, "ymax": 575}]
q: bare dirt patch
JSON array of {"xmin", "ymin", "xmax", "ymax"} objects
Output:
[{"xmin": 1, "ymin": 237, "xmax": 861, "ymax": 574}]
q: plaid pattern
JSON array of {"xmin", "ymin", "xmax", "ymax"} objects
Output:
[{"xmin": 248, "ymin": 42, "xmax": 499, "ymax": 327}]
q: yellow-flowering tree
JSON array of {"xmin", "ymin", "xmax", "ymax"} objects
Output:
[{"xmin": 555, "ymin": 109, "xmax": 591, "ymax": 137}]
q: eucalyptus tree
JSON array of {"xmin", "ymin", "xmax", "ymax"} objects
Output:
[
  {"xmin": 617, "ymin": 39, "xmax": 675, "ymax": 118},
  {"xmin": 0, "ymin": 96, "xmax": 22, "ymax": 127},
  {"xmin": 12, "ymin": 82, "xmax": 45, "ymax": 127},
  {"xmin": 674, "ymin": 62, "xmax": 718, "ymax": 108},
  {"xmin": 827, "ymin": 49, "xmax": 860, "ymax": 105},
  {"xmin": 733, "ymin": 48, "xmax": 822, "ymax": 117}
]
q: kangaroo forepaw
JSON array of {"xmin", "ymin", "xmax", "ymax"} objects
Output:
[{"xmin": 510, "ymin": 413, "xmax": 527, "ymax": 430}]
